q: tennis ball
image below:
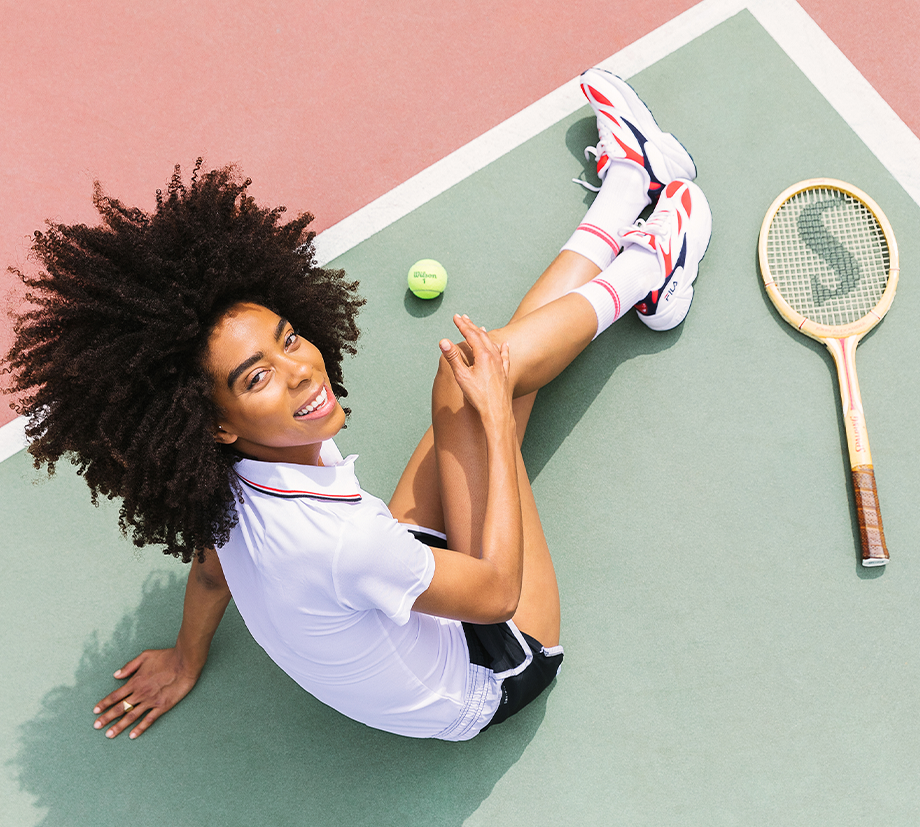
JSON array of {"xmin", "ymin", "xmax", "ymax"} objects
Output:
[{"xmin": 407, "ymin": 259, "xmax": 448, "ymax": 299}]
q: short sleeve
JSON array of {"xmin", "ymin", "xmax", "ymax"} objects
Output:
[{"xmin": 332, "ymin": 511, "xmax": 436, "ymax": 625}]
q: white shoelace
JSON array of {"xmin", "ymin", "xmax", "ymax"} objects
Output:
[
  {"xmin": 621, "ymin": 211, "xmax": 673, "ymax": 253},
  {"xmin": 572, "ymin": 122, "xmax": 632, "ymax": 192},
  {"xmin": 630, "ymin": 212, "xmax": 669, "ymax": 237},
  {"xmin": 572, "ymin": 145, "xmax": 604, "ymax": 192}
]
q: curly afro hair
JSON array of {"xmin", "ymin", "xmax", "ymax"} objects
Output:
[{"xmin": 4, "ymin": 160, "xmax": 365, "ymax": 562}]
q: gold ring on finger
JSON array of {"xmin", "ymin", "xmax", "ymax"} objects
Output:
[{"xmin": 122, "ymin": 700, "xmax": 134, "ymax": 713}]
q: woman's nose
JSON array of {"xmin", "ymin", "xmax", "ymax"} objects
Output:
[{"xmin": 287, "ymin": 356, "xmax": 313, "ymax": 386}]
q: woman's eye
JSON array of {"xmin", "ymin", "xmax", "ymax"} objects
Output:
[
  {"xmin": 247, "ymin": 370, "xmax": 268, "ymax": 389},
  {"xmin": 285, "ymin": 330, "xmax": 299, "ymax": 348}
]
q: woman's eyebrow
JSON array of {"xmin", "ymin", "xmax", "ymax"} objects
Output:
[
  {"xmin": 227, "ymin": 352, "xmax": 263, "ymax": 390},
  {"xmin": 226, "ymin": 317, "xmax": 290, "ymax": 389}
]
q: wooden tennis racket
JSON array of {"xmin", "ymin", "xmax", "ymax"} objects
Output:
[{"xmin": 758, "ymin": 179, "xmax": 899, "ymax": 566}]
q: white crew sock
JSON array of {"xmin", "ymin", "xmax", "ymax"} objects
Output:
[
  {"xmin": 568, "ymin": 244, "xmax": 661, "ymax": 339},
  {"xmin": 560, "ymin": 162, "xmax": 649, "ymax": 270}
]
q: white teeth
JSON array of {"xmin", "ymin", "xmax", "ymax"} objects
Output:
[{"xmin": 297, "ymin": 387, "xmax": 328, "ymax": 417}]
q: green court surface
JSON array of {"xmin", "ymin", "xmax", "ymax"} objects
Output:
[{"xmin": 4, "ymin": 11, "xmax": 920, "ymax": 826}]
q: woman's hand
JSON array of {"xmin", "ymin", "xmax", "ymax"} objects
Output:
[
  {"xmin": 439, "ymin": 314, "xmax": 513, "ymax": 422},
  {"xmin": 92, "ymin": 647, "xmax": 202, "ymax": 740},
  {"xmin": 93, "ymin": 550, "xmax": 231, "ymax": 741}
]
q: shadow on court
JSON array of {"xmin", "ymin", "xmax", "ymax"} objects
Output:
[
  {"xmin": 523, "ymin": 305, "xmax": 684, "ymax": 482},
  {"xmin": 14, "ymin": 572, "xmax": 551, "ymax": 827}
]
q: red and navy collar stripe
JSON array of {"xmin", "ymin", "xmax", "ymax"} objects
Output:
[{"xmin": 236, "ymin": 473, "xmax": 362, "ymax": 503}]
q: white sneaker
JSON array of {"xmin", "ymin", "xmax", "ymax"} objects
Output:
[
  {"xmin": 621, "ymin": 179, "xmax": 712, "ymax": 331},
  {"xmin": 577, "ymin": 68, "xmax": 697, "ymax": 199}
]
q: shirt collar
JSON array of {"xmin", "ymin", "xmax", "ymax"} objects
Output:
[{"xmin": 234, "ymin": 454, "xmax": 362, "ymax": 502}]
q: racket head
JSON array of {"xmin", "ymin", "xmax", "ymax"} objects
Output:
[{"xmin": 758, "ymin": 178, "xmax": 899, "ymax": 342}]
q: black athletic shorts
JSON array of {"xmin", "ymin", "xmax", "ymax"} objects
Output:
[{"xmin": 407, "ymin": 526, "xmax": 564, "ymax": 729}]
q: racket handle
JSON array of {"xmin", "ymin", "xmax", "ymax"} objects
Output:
[{"xmin": 852, "ymin": 465, "xmax": 888, "ymax": 566}]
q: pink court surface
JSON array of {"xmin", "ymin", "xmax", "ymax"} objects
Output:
[{"xmin": 1, "ymin": 0, "xmax": 919, "ymax": 431}]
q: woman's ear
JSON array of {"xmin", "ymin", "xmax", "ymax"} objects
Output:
[{"xmin": 214, "ymin": 424, "xmax": 238, "ymax": 445}]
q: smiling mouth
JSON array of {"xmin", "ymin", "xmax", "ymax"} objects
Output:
[{"xmin": 294, "ymin": 385, "xmax": 331, "ymax": 418}]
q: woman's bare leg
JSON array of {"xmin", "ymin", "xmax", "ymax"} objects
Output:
[
  {"xmin": 389, "ymin": 251, "xmax": 599, "ymax": 527},
  {"xmin": 390, "ymin": 252, "xmax": 603, "ymax": 647},
  {"xmin": 390, "ymin": 67, "xmax": 704, "ymax": 647}
]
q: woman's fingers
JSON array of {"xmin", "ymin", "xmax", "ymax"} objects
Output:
[
  {"xmin": 452, "ymin": 315, "xmax": 508, "ymax": 365},
  {"xmin": 453, "ymin": 314, "xmax": 492, "ymax": 348},
  {"xmin": 91, "ymin": 648, "xmax": 199, "ymax": 740},
  {"xmin": 124, "ymin": 707, "xmax": 164, "ymax": 740},
  {"xmin": 93, "ymin": 651, "xmax": 147, "ymax": 713},
  {"xmin": 93, "ymin": 672, "xmax": 138, "ymax": 716},
  {"xmin": 500, "ymin": 341, "xmax": 511, "ymax": 376},
  {"xmin": 438, "ymin": 339, "xmax": 472, "ymax": 387},
  {"xmin": 112, "ymin": 652, "xmax": 145, "ymax": 681},
  {"xmin": 93, "ymin": 693, "xmax": 140, "ymax": 735},
  {"xmin": 440, "ymin": 315, "xmax": 514, "ymax": 416}
]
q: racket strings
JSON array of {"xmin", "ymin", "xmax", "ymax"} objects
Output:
[{"xmin": 765, "ymin": 187, "xmax": 890, "ymax": 327}]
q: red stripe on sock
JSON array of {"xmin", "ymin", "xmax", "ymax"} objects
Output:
[
  {"xmin": 578, "ymin": 223, "xmax": 620, "ymax": 255},
  {"xmin": 594, "ymin": 278, "xmax": 621, "ymax": 319}
]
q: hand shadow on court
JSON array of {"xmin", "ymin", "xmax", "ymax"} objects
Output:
[{"xmin": 14, "ymin": 570, "xmax": 553, "ymax": 827}]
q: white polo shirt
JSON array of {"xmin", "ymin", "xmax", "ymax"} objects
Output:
[{"xmin": 215, "ymin": 441, "xmax": 502, "ymax": 740}]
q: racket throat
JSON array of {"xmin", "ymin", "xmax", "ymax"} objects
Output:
[{"xmin": 825, "ymin": 337, "xmax": 873, "ymax": 468}]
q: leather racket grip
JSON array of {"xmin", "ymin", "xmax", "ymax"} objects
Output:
[{"xmin": 852, "ymin": 465, "xmax": 888, "ymax": 566}]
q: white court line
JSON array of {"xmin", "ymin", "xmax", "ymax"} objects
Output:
[
  {"xmin": 313, "ymin": 0, "xmax": 920, "ymax": 267},
  {"xmin": 312, "ymin": 0, "xmax": 745, "ymax": 266},
  {"xmin": 749, "ymin": 0, "xmax": 920, "ymax": 202},
  {"xmin": 2, "ymin": 0, "xmax": 918, "ymax": 464},
  {"xmin": 0, "ymin": 416, "xmax": 27, "ymax": 462}
]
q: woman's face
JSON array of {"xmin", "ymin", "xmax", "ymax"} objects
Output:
[{"xmin": 205, "ymin": 302, "xmax": 346, "ymax": 466}]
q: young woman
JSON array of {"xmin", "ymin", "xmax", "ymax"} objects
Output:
[{"xmin": 6, "ymin": 69, "xmax": 711, "ymax": 741}]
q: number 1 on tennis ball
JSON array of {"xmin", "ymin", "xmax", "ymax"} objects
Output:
[
  {"xmin": 758, "ymin": 179, "xmax": 899, "ymax": 566},
  {"xmin": 408, "ymin": 259, "xmax": 448, "ymax": 299}
]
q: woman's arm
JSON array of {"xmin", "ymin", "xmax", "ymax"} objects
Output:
[
  {"xmin": 412, "ymin": 315, "xmax": 524, "ymax": 623},
  {"xmin": 92, "ymin": 548, "xmax": 231, "ymax": 739}
]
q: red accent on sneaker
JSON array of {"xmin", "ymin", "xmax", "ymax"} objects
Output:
[
  {"xmin": 681, "ymin": 187, "xmax": 693, "ymax": 214},
  {"xmin": 664, "ymin": 179, "xmax": 683, "ymax": 198},
  {"xmin": 648, "ymin": 225, "xmax": 674, "ymax": 277},
  {"xmin": 662, "ymin": 245, "xmax": 674, "ymax": 278},
  {"xmin": 585, "ymin": 84, "xmax": 613, "ymax": 108},
  {"xmin": 610, "ymin": 130, "xmax": 644, "ymax": 167}
]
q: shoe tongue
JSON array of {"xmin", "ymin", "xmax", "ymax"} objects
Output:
[
  {"xmin": 622, "ymin": 227, "xmax": 658, "ymax": 253},
  {"xmin": 642, "ymin": 213, "xmax": 669, "ymax": 234}
]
